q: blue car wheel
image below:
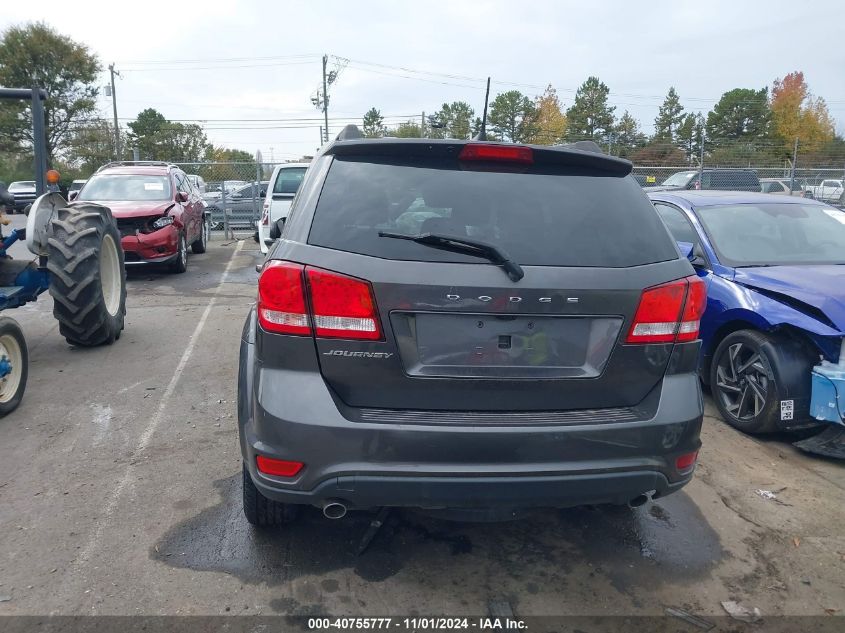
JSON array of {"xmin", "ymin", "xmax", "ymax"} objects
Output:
[{"xmin": 711, "ymin": 330, "xmax": 781, "ymax": 434}]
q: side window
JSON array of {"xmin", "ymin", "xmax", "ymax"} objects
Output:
[
  {"xmin": 654, "ymin": 203, "xmax": 699, "ymax": 245},
  {"xmin": 173, "ymin": 172, "xmax": 190, "ymax": 195}
]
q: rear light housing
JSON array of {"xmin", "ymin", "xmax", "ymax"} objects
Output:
[
  {"xmin": 257, "ymin": 262, "xmax": 382, "ymax": 340},
  {"xmin": 306, "ymin": 268, "xmax": 382, "ymax": 340},
  {"xmin": 257, "ymin": 261, "xmax": 310, "ymax": 335},
  {"xmin": 675, "ymin": 450, "xmax": 699, "ymax": 474},
  {"xmin": 458, "ymin": 144, "xmax": 534, "ymax": 165},
  {"xmin": 261, "ymin": 203, "xmax": 270, "ymax": 226},
  {"xmin": 256, "ymin": 455, "xmax": 304, "ymax": 478},
  {"xmin": 626, "ymin": 276, "xmax": 706, "ymax": 344}
]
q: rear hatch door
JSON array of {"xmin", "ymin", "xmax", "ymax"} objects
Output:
[{"xmin": 297, "ymin": 143, "xmax": 692, "ymax": 411}]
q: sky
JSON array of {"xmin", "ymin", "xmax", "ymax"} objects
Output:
[{"xmin": 3, "ymin": 0, "xmax": 845, "ymax": 161}]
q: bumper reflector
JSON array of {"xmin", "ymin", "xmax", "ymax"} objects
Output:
[
  {"xmin": 256, "ymin": 456, "xmax": 304, "ymax": 477},
  {"xmin": 675, "ymin": 450, "xmax": 699, "ymax": 473}
]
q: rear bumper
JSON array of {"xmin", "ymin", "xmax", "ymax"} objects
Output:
[
  {"xmin": 120, "ymin": 225, "xmax": 179, "ymax": 264},
  {"xmin": 249, "ymin": 468, "xmax": 691, "ymax": 510},
  {"xmin": 238, "ymin": 314, "xmax": 703, "ymax": 510}
]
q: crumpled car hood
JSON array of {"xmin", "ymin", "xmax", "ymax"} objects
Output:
[
  {"xmin": 733, "ymin": 265, "xmax": 845, "ymax": 332},
  {"xmin": 91, "ymin": 200, "xmax": 174, "ymax": 218}
]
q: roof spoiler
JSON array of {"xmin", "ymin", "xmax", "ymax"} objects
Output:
[
  {"xmin": 335, "ymin": 125, "xmax": 364, "ymax": 141},
  {"xmin": 553, "ymin": 140, "xmax": 604, "ymax": 154}
]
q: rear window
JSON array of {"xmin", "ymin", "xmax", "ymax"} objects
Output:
[
  {"xmin": 308, "ymin": 157, "xmax": 678, "ymax": 267},
  {"xmin": 273, "ymin": 167, "xmax": 307, "ymax": 194}
]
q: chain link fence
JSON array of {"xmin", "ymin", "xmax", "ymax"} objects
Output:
[
  {"xmin": 175, "ymin": 162, "xmax": 286, "ymax": 237},
  {"xmin": 625, "ymin": 137, "xmax": 845, "ymax": 206}
]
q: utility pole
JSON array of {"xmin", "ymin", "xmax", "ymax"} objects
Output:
[
  {"xmin": 108, "ymin": 63, "xmax": 121, "ymax": 159},
  {"xmin": 421, "ymin": 111, "xmax": 425, "ymax": 137},
  {"xmin": 322, "ymin": 55, "xmax": 330, "ymax": 143}
]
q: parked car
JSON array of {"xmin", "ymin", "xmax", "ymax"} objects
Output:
[
  {"xmin": 649, "ymin": 190, "xmax": 845, "ymax": 456},
  {"xmin": 804, "ymin": 179, "xmax": 844, "ymax": 205},
  {"xmin": 238, "ymin": 130, "xmax": 705, "ymax": 526},
  {"xmin": 256, "ymin": 163, "xmax": 309, "ymax": 254},
  {"xmin": 648, "ymin": 169, "xmax": 761, "ymax": 193},
  {"xmin": 76, "ymin": 162, "xmax": 208, "ymax": 273},
  {"xmin": 760, "ymin": 178, "xmax": 809, "ymax": 197},
  {"xmin": 632, "ymin": 173, "xmax": 658, "ymax": 187},
  {"xmin": 205, "ymin": 181, "xmax": 268, "ymax": 229},
  {"xmin": 186, "ymin": 174, "xmax": 207, "ymax": 194},
  {"xmin": 68, "ymin": 179, "xmax": 87, "ymax": 195},
  {"xmin": 203, "ymin": 180, "xmax": 247, "ymax": 202},
  {"xmin": 7, "ymin": 180, "xmax": 37, "ymax": 213}
]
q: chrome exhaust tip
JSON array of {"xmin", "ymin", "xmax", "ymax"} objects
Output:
[{"xmin": 322, "ymin": 500, "xmax": 347, "ymax": 519}]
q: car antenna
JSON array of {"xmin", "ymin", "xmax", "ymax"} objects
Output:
[{"xmin": 473, "ymin": 77, "xmax": 491, "ymax": 141}]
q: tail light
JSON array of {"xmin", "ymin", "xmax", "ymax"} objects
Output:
[
  {"xmin": 261, "ymin": 201, "xmax": 270, "ymax": 226},
  {"xmin": 626, "ymin": 276, "xmax": 706, "ymax": 344},
  {"xmin": 257, "ymin": 262, "xmax": 382, "ymax": 340},
  {"xmin": 676, "ymin": 276, "xmax": 706, "ymax": 342},
  {"xmin": 459, "ymin": 144, "xmax": 534, "ymax": 164},
  {"xmin": 306, "ymin": 268, "xmax": 382, "ymax": 340},
  {"xmin": 257, "ymin": 261, "xmax": 310, "ymax": 335}
]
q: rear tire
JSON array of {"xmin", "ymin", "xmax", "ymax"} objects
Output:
[
  {"xmin": 47, "ymin": 203, "xmax": 127, "ymax": 347},
  {"xmin": 242, "ymin": 462, "xmax": 299, "ymax": 527},
  {"xmin": 170, "ymin": 232, "xmax": 188, "ymax": 273},
  {"xmin": 0, "ymin": 317, "xmax": 28, "ymax": 416},
  {"xmin": 710, "ymin": 330, "xmax": 783, "ymax": 434}
]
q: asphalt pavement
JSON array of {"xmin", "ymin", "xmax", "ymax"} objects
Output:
[{"xmin": 0, "ymin": 230, "xmax": 843, "ymax": 624}]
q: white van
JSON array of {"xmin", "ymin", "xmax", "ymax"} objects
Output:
[{"xmin": 256, "ymin": 163, "xmax": 309, "ymax": 253}]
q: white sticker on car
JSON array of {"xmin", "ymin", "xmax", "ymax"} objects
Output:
[
  {"xmin": 144, "ymin": 182, "xmax": 164, "ymax": 191},
  {"xmin": 822, "ymin": 208, "xmax": 845, "ymax": 224},
  {"xmin": 780, "ymin": 400, "xmax": 794, "ymax": 421}
]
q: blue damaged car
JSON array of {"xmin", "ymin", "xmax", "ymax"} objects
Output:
[{"xmin": 648, "ymin": 191, "xmax": 845, "ymax": 457}]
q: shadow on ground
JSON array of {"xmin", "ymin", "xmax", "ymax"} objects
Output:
[{"xmin": 153, "ymin": 473, "xmax": 723, "ymax": 607}]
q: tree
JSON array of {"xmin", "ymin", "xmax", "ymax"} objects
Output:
[
  {"xmin": 362, "ymin": 107, "xmax": 384, "ymax": 138},
  {"xmin": 771, "ymin": 71, "xmax": 835, "ymax": 152},
  {"xmin": 565, "ymin": 77, "xmax": 616, "ymax": 141},
  {"xmin": 612, "ymin": 111, "xmax": 647, "ymax": 158},
  {"xmin": 126, "ymin": 108, "xmax": 168, "ymax": 159},
  {"xmin": 705, "ymin": 88, "xmax": 771, "ymax": 145},
  {"xmin": 201, "ymin": 145, "xmax": 257, "ymax": 181},
  {"xmin": 0, "ymin": 22, "xmax": 100, "ymax": 162},
  {"xmin": 654, "ymin": 87, "xmax": 684, "ymax": 142},
  {"xmin": 390, "ymin": 120, "xmax": 423, "ymax": 138},
  {"xmin": 126, "ymin": 108, "xmax": 208, "ymax": 162},
  {"xmin": 429, "ymin": 101, "xmax": 475, "ymax": 140},
  {"xmin": 489, "ymin": 90, "xmax": 537, "ymax": 143},
  {"xmin": 527, "ymin": 85, "xmax": 567, "ymax": 145},
  {"xmin": 66, "ymin": 118, "xmax": 123, "ymax": 173},
  {"xmin": 676, "ymin": 113, "xmax": 705, "ymax": 164}
]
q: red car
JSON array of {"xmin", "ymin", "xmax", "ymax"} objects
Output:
[{"xmin": 74, "ymin": 162, "xmax": 209, "ymax": 273}]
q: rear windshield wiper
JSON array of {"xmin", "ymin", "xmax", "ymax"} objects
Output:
[{"xmin": 378, "ymin": 231, "xmax": 525, "ymax": 282}]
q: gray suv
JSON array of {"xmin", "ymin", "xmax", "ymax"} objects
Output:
[{"xmin": 238, "ymin": 129, "xmax": 705, "ymax": 526}]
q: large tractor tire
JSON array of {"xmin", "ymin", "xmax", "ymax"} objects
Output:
[{"xmin": 47, "ymin": 203, "xmax": 127, "ymax": 346}]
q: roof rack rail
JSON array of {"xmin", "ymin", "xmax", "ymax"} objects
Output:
[
  {"xmin": 97, "ymin": 160, "xmax": 175, "ymax": 172},
  {"xmin": 335, "ymin": 125, "xmax": 363, "ymax": 141},
  {"xmin": 554, "ymin": 140, "xmax": 604, "ymax": 154}
]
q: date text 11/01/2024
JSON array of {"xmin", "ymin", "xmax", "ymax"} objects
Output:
[{"xmin": 307, "ymin": 618, "xmax": 527, "ymax": 630}]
